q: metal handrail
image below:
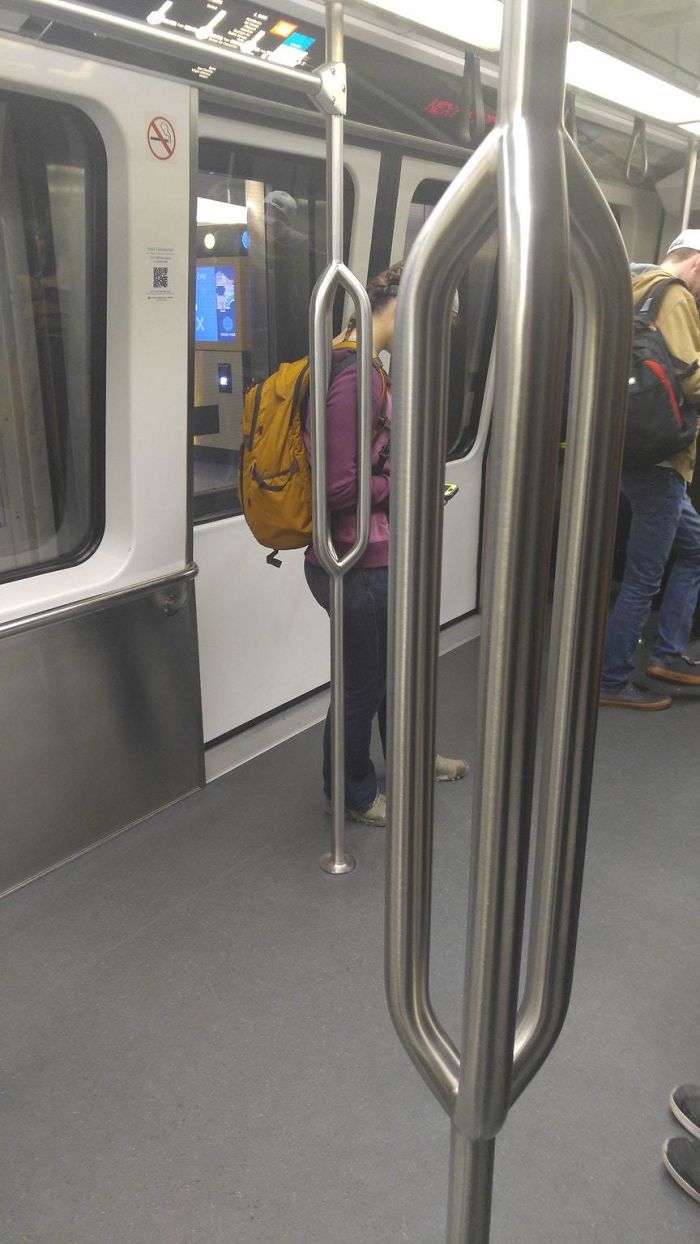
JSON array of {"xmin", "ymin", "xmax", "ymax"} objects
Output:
[
  {"xmin": 680, "ymin": 138, "xmax": 699, "ymax": 232},
  {"xmin": 511, "ymin": 137, "xmax": 632, "ymax": 1102},
  {"xmin": 625, "ymin": 116, "xmax": 649, "ymax": 186},
  {"xmin": 386, "ymin": 0, "xmax": 631, "ymax": 1239},
  {"xmin": 309, "ymin": 0, "xmax": 374, "ymax": 876}
]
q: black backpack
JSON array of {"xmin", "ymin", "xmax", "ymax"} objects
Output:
[{"xmin": 625, "ymin": 277, "xmax": 699, "ymax": 466}]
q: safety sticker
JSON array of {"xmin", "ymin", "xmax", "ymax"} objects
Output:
[
  {"xmin": 147, "ymin": 116, "xmax": 176, "ymax": 160},
  {"xmin": 146, "ymin": 245, "xmax": 175, "ymax": 301}
]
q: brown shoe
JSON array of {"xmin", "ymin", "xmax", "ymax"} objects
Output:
[
  {"xmin": 599, "ymin": 682, "xmax": 671, "ymax": 710},
  {"xmin": 646, "ymin": 658, "xmax": 700, "ymax": 686}
]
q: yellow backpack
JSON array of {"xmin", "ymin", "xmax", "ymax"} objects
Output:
[{"xmin": 240, "ymin": 345, "xmax": 387, "ymax": 566}]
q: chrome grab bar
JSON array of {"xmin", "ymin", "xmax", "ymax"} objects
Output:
[
  {"xmin": 511, "ymin": 138, "xmax": 632, "ymax": 1103},
  {"xmin": 309, "ymin": 0, "xmax": 374, "ymax": 876},
  {"xmin": 386, "ymin": 0, "xmax": 632, "ymax": 1239}
]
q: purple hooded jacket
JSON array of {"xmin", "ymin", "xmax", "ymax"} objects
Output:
[{"xmin": 303, "ymin": 350, "xmax": 392, "ymax": 569}]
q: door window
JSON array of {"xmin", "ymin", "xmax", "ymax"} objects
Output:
[
  {"xmin": 0, "ymin": 91, "xmax": 106, "ymax": 581},
  {"xmin": 406, "ymin": 178, "xmax": 497, "ymax": 459},
  {"xmin": 193, "ymin": 139, "xmax": 355, "ymax": 523}
]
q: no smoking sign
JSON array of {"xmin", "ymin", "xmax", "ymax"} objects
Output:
[{"xmin": 147, "ymin": 116, "xmax": 176, "ymax": 161}]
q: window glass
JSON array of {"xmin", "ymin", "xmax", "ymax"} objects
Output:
[
  {"xmin": 193, "ymin": 140, "xmax": 355, "ymax": 523},
  {"xmin": 405, "ymin": 179, "xmax": 497, "ymax": 459},
  {"xmin": 0, "ymin": 92, "xmax": 106, "ymax": 581}
]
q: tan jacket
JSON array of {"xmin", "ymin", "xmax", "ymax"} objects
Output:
[{"xmin": 631, "ymin": 267, "xmax": 700, "ymax": 482}]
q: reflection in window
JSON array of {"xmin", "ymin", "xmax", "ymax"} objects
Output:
[
  {"xmin": 0, "ymin": 92, "xmax": 106, "ymax": 581},
  {"xmin": 406, "ymin": 179, "xmax": 497, "ymax": 460},
  {"xmin": 193, "ymin": 141, "xmax": 354, "ymax": 523}
]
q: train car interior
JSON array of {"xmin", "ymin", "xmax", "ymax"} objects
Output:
[{"xmin": 1, "ymin": 1, "xmax": 699, "ymax": 1241}]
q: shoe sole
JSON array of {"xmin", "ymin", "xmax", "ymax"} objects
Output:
[
  {"xmin": 598, "ymin": 696, "xmax": 671, "ymax": 710},
  {"xmin": 646, "ymin": 665, "xmax": 700, "ymax": 686},
  {"xmin": 670, "ymin": 1089, "xmax": 700, "ymax": 1140},
  {"xmin": 435, "ymin": 767, "xmax": 469, "ymax": 782},
  {"xmin": 662, "ymin": 1140, "xmax": 700, "ymax": 1204}
]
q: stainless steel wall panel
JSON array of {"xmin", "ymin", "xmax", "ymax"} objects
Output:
[{"xmin": 0, "ymin": 582, "xmax": 203, "ymax": 894}]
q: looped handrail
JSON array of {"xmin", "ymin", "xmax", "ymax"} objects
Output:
[
  {"xmin": 458, "ymin": 51, "xmax": 486, "ymax": 149},
  {"xmin": 511, "ymin": 133, "xmax": 632, "ymax": 1104},
  {"xmin": 626, "ymin": 116, "xmax": 649, "ymax": 186},
  {"xmin": 309, "ymin": 261, "xmax": 373, "ymax": 577}
]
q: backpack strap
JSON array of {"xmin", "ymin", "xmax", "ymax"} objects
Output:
[
  {"xmin": 634, "ymin": 276, "xmax": 700, "ymax": 380},
  {"xmin": 634, "ymin": 276, "xmax": 685, "ymax": 321}
]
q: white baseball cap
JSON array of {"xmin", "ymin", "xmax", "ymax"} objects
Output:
[{"xmin": 667, "ymin": 229, "xmax": 700, "ymax": 254}]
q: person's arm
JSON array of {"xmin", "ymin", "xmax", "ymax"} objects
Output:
[{"xmin": 323, "ymin": 365, "xmax": 389, "ymax": 510}]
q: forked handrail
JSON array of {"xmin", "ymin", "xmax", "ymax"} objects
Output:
[{"xmin": 386, "ymin": 0, "xmax": 632, "ymax": 1239}]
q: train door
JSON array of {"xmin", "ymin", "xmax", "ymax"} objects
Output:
[
  {"xmin": 0, "ymin": 38, "xmax": 202, "ymax": 892},
  {"xmin": 391, "ymin": 157, "xmax": 497, "ymax": 622},
  {"xmin": 192, "ymin": 114, "xmax": 381, "ymax": 745}
]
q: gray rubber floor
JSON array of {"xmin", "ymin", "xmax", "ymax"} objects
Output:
[{"xmin": 2, "ymin": 639, "xmax": 699, "ymax": 1243}]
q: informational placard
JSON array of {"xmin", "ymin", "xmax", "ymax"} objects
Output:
[{"xmin": 142, "ymin": 2, "xmax": 323, "ymax": 73}]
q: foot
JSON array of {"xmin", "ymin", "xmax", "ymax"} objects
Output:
[
  {"xmin": 671, "ymin": 1085, "xmax": 700, "ymax": 1140},
  {"xmin": 324, "ymin": 793, "xmax": 387, "ymax": 828},
  {"xmin": 435, "ymin": 754, "xmax": 470, "ymax": 781},
  {"xmin": 662, "ymin": 1137, "xmax": 700, "ymax": 1203},
  {"xmin": 349, "ymin": 792, "xmax": 386, "ymax": 827},
  {"xmin": 646, "ymin": 656, "xmax": 700, "ymax": 686},
  {"xmin": 599, "ymin": 682, "xmax": 672, "ymax": 710},
  {"xmin": 684, "ymin": 638, "xmax": 700, "ymax": 666}
]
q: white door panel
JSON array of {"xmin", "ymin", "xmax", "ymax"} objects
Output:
[
  {"xmin": 194, "ymin": 118, "xmax": 381, "ymax": 741},
  {"xmin": 195, "ymin": 523, "xmax": 329, "ymax": 742},
  {"xmin": 0, "ymin": 37, "xmax": 193, "ymax": 624}
]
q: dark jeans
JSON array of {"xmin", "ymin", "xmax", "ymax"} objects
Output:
[
  {"xmin": 305, "ymin": 561, "xmax": 387, "ymax": 811},
  {"xmin": 602, "ymin": 466, "xmax": 700, "ymax": 691}
]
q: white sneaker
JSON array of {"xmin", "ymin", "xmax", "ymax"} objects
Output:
[
  {"xmin": 349, "ymin": 793, "xmax": 387, "ymax": 827},
  {"xmin": 324, "ymin": 792, "xmax": 387, "ymax": 827},
  {"xmin": 435, "ymin": 754, "xmax": 470, "ymax": 782}
]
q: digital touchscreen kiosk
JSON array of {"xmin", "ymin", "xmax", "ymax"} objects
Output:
[{"xmin": 194, "ymin": 257, "xmax": 248, "ymax": 351}]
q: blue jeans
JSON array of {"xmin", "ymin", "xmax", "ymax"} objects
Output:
[
  {"xmin": 305, "ymin": 561, "xmax": 387, "ymax": 812},
  {"xmin": 602, "ymin": 467, "xmax": 700, "ymax": 691}
]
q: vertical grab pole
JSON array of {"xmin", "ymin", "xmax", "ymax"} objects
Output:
[
  {"xmin": 386, "ymin": 1, "xmax": 632, "ymax": 1241},
  {"xmin": 446, "ymin": 1, "xmax": 572, "ymax": 1235},
  {"xmin": 309, "ymin": 0, "xmax": 374, "ymax": 875},
  {"xmin": 680, "ymin": 138, "xmax": 698, "ymax": 232},
  {"xmin": 322, "ymin": 0, "xmax": 351, "ymax": 877}
]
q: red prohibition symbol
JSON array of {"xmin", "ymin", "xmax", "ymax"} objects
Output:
[{"xmin": 147, "ymin": 116, "xmax": 176, "ymax": 160}]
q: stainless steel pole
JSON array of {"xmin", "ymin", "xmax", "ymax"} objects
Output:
[
  {"xmin": 386, "ymin": 0, "xmax": 631, "ymax": 1237},
  {"xmin": 445, "ymin": 1, "xmax": 572, "ymax": 1234},
  {"xmin": 309, "ymin": 0, "xmax": 373, "ymax": 875},
  {"xmin": 680, "ymin": 139, "xmax": 698, "ymax": 232}
]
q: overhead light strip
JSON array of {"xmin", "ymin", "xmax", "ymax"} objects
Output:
[{"xmin": 352, "ymin": 2, "xmax": 700, "ymax": 134}]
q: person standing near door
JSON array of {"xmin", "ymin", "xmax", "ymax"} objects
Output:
[
  {"xmin": 600, "ymin": 231, "xmax": 700, "ymax": 709},
  {"xmin": 304, "ymin": 261, "xmax": 469, "ymax": 825}
]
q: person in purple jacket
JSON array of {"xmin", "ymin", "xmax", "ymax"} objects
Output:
[{"xmin": 304, "ymin": 261, "xmax": 468, "ymax": 827}]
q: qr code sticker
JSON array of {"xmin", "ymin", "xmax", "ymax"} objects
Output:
[{"xmin": 152, "ymin": 266, "xmax": 168, "ymax": 289}]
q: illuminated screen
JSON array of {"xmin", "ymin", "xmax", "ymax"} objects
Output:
[{"xmin": 195, "ymin": 265, "xmax": 236, "ymax": 344}]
